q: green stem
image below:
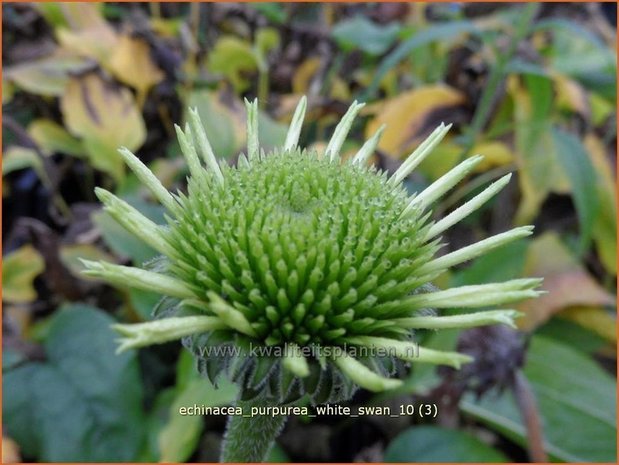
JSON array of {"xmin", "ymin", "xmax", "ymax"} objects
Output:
[{"xmin": 220, "ymin": 396, "xmax": 288, "ymax": 462}]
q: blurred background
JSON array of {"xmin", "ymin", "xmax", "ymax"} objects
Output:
[{"xmin": 2, "ymin": 2, "xmax": 617, "ymax": 463}]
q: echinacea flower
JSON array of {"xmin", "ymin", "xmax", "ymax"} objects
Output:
[{"xmin": 81, "ymin": 97, "xmax": 541, "ymax": 462}]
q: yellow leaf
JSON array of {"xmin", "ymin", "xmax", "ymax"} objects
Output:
[
  {"xmin": 61, "ymin": 72, "xmax": 146, "ymax": 181},
  {"xmin": 3, "ymin": 78, "xmax": 14, "ymax": 104},
  {"xmin": 2, "ymin": 245, "xmax": 45, "ymax": 304},
  {"xmin": 365, "ymin": 85, "xmax": 466, "ymax": 157},
  {"xmin": 56, "ymin": 3, "xmax": 118, "ymax": 65},
  {"xmin": 109, "ymin": 34, "xmax": 165, "ymax": 103},
  {"xmin": 517, "ymin": 233, "xmax": 615, "ymax": 330},
  {"xmin": 470, "ymin": 141, "xmax": 514, "ymax": 172},
  {"xmin": 560, "ymin": 306, "xmax": 617, "ymax": 343},
  {"xmin": 292, "ymin": 57, "xmax": 322, "ymax": 94},
  {"xmin": 553, "ymin": 73, "xmax": 590, "ymax": 117}
]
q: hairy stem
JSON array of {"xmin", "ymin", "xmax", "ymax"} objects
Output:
[{"xmin": 220, "ymin": 396, "xmax": 288, "ymax": 462}]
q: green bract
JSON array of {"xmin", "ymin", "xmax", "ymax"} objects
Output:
[{"xmin": 82, "ymin": 97, "xmax": 542, "ymax": 404}]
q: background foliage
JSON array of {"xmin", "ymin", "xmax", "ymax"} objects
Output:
[{"xmin": 2, "ymin": 2, "xmax": 617, "ymax": 462}]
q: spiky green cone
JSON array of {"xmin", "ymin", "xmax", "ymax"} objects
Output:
[{"xmin": 82, "ymin": 97, "xmax": 542, "ymax": 405}]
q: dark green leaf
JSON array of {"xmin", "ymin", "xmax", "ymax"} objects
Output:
[
  {"xmin": 332, "ymin": 16, "xmax": 401, "ymax": 56},
  {"xmin": 552, "ymin": 127, "xmax": 599, "ymax": 254},
  {"xmin": 461, "ymin": 336, "xmax": 616, "ymax": 462},
  {"xmin": 384, "ymin": 425, "xmax": 508, "ymax": 462},
  {"xmin": 3, "ymin": 304, "xmax": 146, "ymax": 461},
  {"xmin": 361, "ymin": 21, "xmax": 479, "ymax": 99}
]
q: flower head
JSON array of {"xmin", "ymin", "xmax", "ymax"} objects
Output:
[{"xmin": 82, "ymin": 97, "xmax": 542, "ymax": 403}]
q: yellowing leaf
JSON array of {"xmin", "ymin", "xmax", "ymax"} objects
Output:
[
  {"xmin": 3, "ymin": 78, "xmax": 15, "ymax": 104},
  {"xmin": 292, "ymin": 57, "xmax": 322, "ymax": 94},
  {"xmin": 517, "ymin": 233, "xmax": 614, "ymax": 330},
  {"xmin": 109, "ymin": 34, "xmax": 165, "ymax": 103},
  {"xmin": 417, "ymin": 140, "xmax": 514, "ymax": 183},
  {"xmin": 365, "ymin": 85, "xmax": 466, "ymax": 157},
  {"xmin": 56, "ymin": 3, "xmax": 118, "ymax": 65},
  {"xmin": 208, "ymin": 36, "xmax": 258, "ymax": 92},
  {"xmin": 560, "ymin": 306, "xmax": 616, "ymax": 343},
  {"xmin": 470, "ymin": 141, "xmax": 514, "ymax": 172},
  {"xmin": 554, "ymin": 74, "xmax": 590, "ymax": 117},
  {"xmin": 2, "ymin": 245, "xmax": 45, "ymax": 304},
  {"xmin": 61, "ymin": 72, "xmax": 146, "ymax": 181},
  {"xmin": 585, "ymin": 133, "xmax": 617, "ymax": 274},
  {"xmin": 28, "ymin": 119, "xmax": 85, "ymax": 157},
  {"xmin": 5, "ymin": 52, "xmax": 88, "ymax": 97}
]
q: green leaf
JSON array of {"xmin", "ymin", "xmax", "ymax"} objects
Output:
[
  {"xmin": 552, "ymin": 128, "xmax": 599, "ymax": 254},
  {"xmin": 258, "ymin": 111, "xmax": 287, "ymax": 151},
  {"xmin": 3, "ymin": 304, "xmax": 146, "ymax": 461},
  {"xmin": 384, "ymin": 425, "xmax": 508, "ymax": 462},
  {"xmin": 28, "ymin": 119, "xmax": 85, "ymax": 158},
  {"xmin": 207, "ymin": 36, "xmax": 258, "ymax": 92},
  {"xmin": 2, "ymin": 146, "xmax": 44, "ymax": 178},
  {"xmin": 332, "ymin": 16, "xmax": 401, "ymax": 56},
  {"xmin": 255, "ymin": 28, "xmax": 280, "ymax": 65},
  {"xmin": 186, "ymin": 90, "xmax": 245, "ymax": 160},
  {"xmin": 157, "ymin": 351, "xmax": 239, "ymax": 462},
  {"xmin": 361, "ymin": 21, "xmax": 479, "ymax": 99},
  {"xmin": 461, "ymin": 336, "xmax": 616, "ymax": 462},
  {"xmin": 248, "ymin": 3, "xmax": 286, "ymax": 24},
  {"xmin": 451, "ymin": 240, "xmax": 529, "ymax": 287},
  {"xmin": 2, "ymin": 245, "xmax": 45, "ymax": 303}
]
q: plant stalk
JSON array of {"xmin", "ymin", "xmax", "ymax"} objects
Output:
[{"xmin": 220, "ymin": 396, "xmax": 288, "ymax": 462}]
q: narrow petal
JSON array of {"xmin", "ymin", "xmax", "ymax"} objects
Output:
[
  {"xmin": 244, "ymin": 98, "xmax": 259, "ymax": 161},
  {"xmin": 326, "ymin": 101, "xmax": 366, "ymax": 161},
  {"xmin": 345, "ymin": 336, "xmax": 472, "ymax": 368},
  {"xmin": 95, "ymin": 187, "xmax": 176, "ymax": 257},
  {"xmin": 80, "ymin": 260, "xmax": 196, "ymax": 299},
  {"xmin": 205, "ymin": 292, "xmax": 257, "ymax": 337},
  {"xmin": 351, "ymin": 124, "xmax": 386, "ymax": 166},
  {"xmin": 282, "ymin": 343, "xmax": 310, "ymax": 377},
  {"xmin": 334, "ymin": 352, "xmax": 402, "ymax": 392},
  {"xmin": 112, "ymin": 316, "xmax": 226, "ymax": 353},
  {"xmin": 394, "ymin": 278, "xmax": 544, "ymax": 309},
  {"xmin": 427, "ymin": 173, "xmax": 512, "ymax": 239},
  {"xmin": 188, "ymin": 108, "xmax": 224, "ymax": 185},
  {"xmin": 406, "ymin": 154, "xmax": 484, "ymax": 212},
  {"xmin": 419, "ymin": 226, "xmax": 534, "ymax": 273},
  {"xmin": 394, "ymin": 309, "xmax": 522, "ymax": 329},
  {"xmin": 175, "ymin": 123, "xmax": 206, "ymax": 182},
  {"xmin": 118, "ymin": 147, "xmax": 177, "ymax": 211},
  {"xmin": 284, "ymin": 96, "xmax": 307, "ymax": 151},
  {"xmin": 389, "ymin": 123, "xmax": 451, "ymax": 185}
]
